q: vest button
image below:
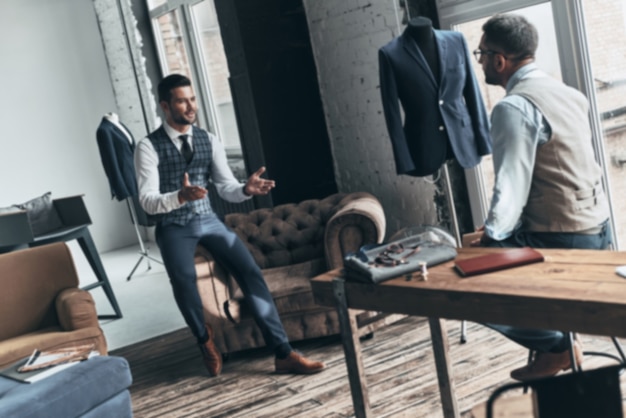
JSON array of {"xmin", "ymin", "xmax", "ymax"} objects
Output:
[{"xmin": 439, "ymin": 126, "xmax": 445, "ymax": 131}]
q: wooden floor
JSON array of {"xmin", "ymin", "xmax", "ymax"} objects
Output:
[{"xmin": 111, "ymin": 317, "xmax": 626, "ymax": 417}]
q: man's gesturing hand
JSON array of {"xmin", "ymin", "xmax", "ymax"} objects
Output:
[
  {"xmin": 244, "ymin": 166, "xmax": 276, "ymax": 196},
  {"xmin": 178, "ymin": 172, "xmax": 208, "ymax": 203}
]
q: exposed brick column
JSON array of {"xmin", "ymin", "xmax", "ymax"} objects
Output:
[
  {"xmin": 92, "ymin": 0, "xmax": 159, "ymax": 140},
  {"xmin": 92, "ymin": 0, "xmax": 159, "ymax": 242},
  {"xmin": 302, "ymin": 1, "xmax": 438, "ymax": 236}
]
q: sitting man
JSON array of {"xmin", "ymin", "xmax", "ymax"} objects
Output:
[
  {"xmin": 134, "ymin": 74, "xmax": 325, "ymax": 377},
  {"xmin": 471, "ymin": 14, "xmax": 611, "ymax": 380}
]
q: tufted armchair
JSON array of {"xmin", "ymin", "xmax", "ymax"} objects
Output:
[{"xmin": 195, "ymin": 192, "xmax": 397, "ymax": 354}]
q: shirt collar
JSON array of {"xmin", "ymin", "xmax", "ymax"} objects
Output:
[
  {"xmin": 506, "ymin": 62, "xmax": 542, "ymax": 93},
  {"xmin": 163, "ymin": 121, "xmax": 193, "ymax": 141}
]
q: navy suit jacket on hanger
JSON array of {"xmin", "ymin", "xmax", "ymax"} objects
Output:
[
  {"xmin": 96, "ymin": 117, "xmax": 138, "ymax": 201},
  {"xmin": 379, "ymin": 29, "xmax": 492, "ymax": 177}
]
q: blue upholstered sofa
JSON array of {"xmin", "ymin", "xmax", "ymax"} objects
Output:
[{"xmin": 0, "ymin": 356, "xmax": 133, "ymax": 418}]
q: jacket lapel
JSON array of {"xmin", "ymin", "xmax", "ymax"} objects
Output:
[
  {"xmin": 401, "ymin": 32, "xmax": 438, "ymax": 88},
  {"xmin": 434, "ymin": 30, "xmax": 448, "ymax": 87}
]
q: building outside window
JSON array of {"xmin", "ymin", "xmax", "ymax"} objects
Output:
[{"xmin": 147, "ymin": 0, "xmax": 246, "ymax": 181}]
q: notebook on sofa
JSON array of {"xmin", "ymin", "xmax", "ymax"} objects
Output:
[
  {"xmin": 454, "ymin": 247, "xmax": 544, "ymax": 277},
  {"xmin": 0, "ymin": 344, "xmax": 97, "ymax": 383}
]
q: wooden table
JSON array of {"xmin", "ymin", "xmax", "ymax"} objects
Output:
[{"xmin": 310, "ymin": 247, "xmax": 626, "ymax": 418}]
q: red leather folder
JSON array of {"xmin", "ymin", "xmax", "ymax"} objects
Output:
[{"xmin": 454, "ymin": 247, "xmax": 544, "ymax": 277}]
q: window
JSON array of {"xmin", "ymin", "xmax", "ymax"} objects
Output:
[
  {"xmin": 148, "ymin": 0, "xmax": 246, "ymax": 180},
  {"xmin": 582, "ymin": 0, "xmax": 626, "ymax": 247}
]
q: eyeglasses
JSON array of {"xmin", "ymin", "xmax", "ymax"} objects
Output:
[{"xmin": 472, "ymin": 48, "xmax": 502, "ymax": 62}]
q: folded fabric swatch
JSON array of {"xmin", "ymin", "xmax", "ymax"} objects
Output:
[{"xmin": 343, "ymin": 235, "xmax": 457, "ymax": 284}]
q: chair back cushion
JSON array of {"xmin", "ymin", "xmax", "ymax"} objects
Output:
[{"xmin": 0, "ymin": 243, "xmax": 78, "ymax": 341}]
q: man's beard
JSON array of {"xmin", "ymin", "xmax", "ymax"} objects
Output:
[
  {"xmin": 483, "ymin": 64, "xmax": 498, "ymax": 86},
  {"xmin": 172, "ymin": 112, "xmax": 195, "ymax": 125},
  {"xmin": 484, "ymin": 71, "xmax": 499, "ymax": 86}
]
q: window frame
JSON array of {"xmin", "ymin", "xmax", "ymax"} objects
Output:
[{"xmin": 147, "ymin": 0, "xmax": 238, "ymax": 154}]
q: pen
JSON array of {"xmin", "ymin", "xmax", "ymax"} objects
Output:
[{"xmin": 26, "ymin": 349, "xmax": 40, "ymax": 366}]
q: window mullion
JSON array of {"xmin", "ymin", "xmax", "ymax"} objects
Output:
[{"xmin": 552, "ymin": 0, "xmax": 620, "ymax": 249}]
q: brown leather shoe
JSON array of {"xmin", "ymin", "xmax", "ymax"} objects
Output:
[
  {"xmin": 199, "ymin": 324, "xmax": 222, "ymax": 377},
  {"xmin": 275, "ymin": 351, "xmax": 325, "ymax": 375},
  {"xmin": 510, "ymin": 341, "xmax": 583, "ymax": 381}
]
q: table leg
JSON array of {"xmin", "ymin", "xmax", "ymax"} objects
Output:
[
  {"xmin": 333, "ymin": 278, "xmax": 372, "ymax": 418},
  {"xmin": 428, "ymin": 318, "xmax": 460, "ymax": 418}
]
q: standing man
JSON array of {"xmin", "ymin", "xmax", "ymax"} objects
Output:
[
  {"xmin": 471, "ymin": 14, "xmax": 611, "ymax": 381},
  {"xmin": 135, "ymin": 74, "xmax": 324, "ymax": 377}
]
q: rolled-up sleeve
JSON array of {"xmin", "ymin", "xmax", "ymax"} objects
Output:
[
  {"xmin": 485, "ymin": 97, "xmax": 541, "ymax": 240},
  {"xmin": 209, "ymin": 134, "xmax": 250, "ymax": 203}
]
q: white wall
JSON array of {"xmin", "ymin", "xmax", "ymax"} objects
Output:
[{"xmin": 0, "ymin": 0, "xmax": 137, "ymax": 252}]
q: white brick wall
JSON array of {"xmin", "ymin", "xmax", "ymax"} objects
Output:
[
  {"xmin": 303, "ymin": 0, "xmax": 438, "ymax": 237},
  {"xmin": 93, "ymin": 0, "xmax": 159, "ymax": 141},
  {"xmin": 93, "ymin": 0, "xmax": 159, "ymax": 241}
]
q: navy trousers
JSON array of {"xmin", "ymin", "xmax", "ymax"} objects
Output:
[
  {"xmin": 485, "ymin": 221, "xmax": 612, "ymax": 353},
  {"xmin": 155, "ymin": 213, "xmax": 290, "ymax": 351}
]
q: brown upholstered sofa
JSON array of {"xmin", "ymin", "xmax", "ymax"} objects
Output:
[
  {"xmin": 0, "ymin": 242, "xmax": 107, "ymax": 368},
  {"xmin": 195, "ymin": 192, "xmax": 392, "ymax": 354}
]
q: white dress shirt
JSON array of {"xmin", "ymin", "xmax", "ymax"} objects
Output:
[{"xmin": 134, "ymin": 122, "xmax": 250, "ymax": 215}]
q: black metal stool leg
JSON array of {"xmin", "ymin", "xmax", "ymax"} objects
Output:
[
  {"xmin": 580, "ymin": 335, "xmax": 626, "ymax": 365},
  {"xmin": 611, "ymin": 337, "xmax": 626, "ymax": 364},
  {"xmin": 567, "ymin": 332, "xmax": 581, "ymax": 373},
  {"xmin": 460, "ymin": 320, "xmax": 467, "ymax": 344},
  {"xmin": 523, "ymin": 350, "xmax": 535, "ymax": 394},
  {"xmin": 76, "ymin": 229, "xmax": 123, "ymax": 319}
]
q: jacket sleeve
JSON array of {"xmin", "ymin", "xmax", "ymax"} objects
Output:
[
  {"xmin": 460, "ymin": 35, "xmax": 492, "ymax": 156},
  {"xmin": 378, "ymin": 48, "xmax": 413, "ymax": 170},
  {"xmin": 96, "ymin": 127, "xmax": 130, "ymax": 200}
]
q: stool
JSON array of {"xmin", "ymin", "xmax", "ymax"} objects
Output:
[
  {"xmin": 477, "ymin": 364, "xmax": 625, "ymax": 418},
  {"xmin": 0, "ymin": 194, "xmax": 122, "ymax": 320},
  {"xmin": 27, "ymin": 195, "xmax": 122, "ymax": 319}
]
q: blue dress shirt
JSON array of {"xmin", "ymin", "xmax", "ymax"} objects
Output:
[{"xmin": 484, "ymin": 63, "xmax": 552, "ymax": 240}]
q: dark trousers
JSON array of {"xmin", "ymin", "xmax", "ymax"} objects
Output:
[
  {"xmin": 155, "ymin": 213, "xmax": 289, "ymax": 351},
  {"xmin": 485, "ymin": 221, "xmax": 611, "ymax": 353}
]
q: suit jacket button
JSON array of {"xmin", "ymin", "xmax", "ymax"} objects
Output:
[
  {"xmin": 439, "ymin": 100, "xmax": 444, "ymax": 105},
  {"xmin": 439, "ymin": 126, "xmax": 445, "ymax": 131}
]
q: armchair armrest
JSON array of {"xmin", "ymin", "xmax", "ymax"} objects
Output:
[
  {"xmin": 324, "ymin": 193, "xmax": 386, "ymax": 270},
  {"xmin": 55, "ymin": 288, "xmax": 100, "ymax": 331},
  {"xmin": 53, "ymin": 195, "xmax": 92, "ymax": 227}
]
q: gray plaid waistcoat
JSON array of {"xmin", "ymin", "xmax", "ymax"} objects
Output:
[{"xmin": 147, "ymin": 125, "xmax": 214, "ymax": 226}]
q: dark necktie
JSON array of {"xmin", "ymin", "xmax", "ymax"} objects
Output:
[{"xmin": 179, "ymin": 134, "xmax": 193, "ymax": 164}]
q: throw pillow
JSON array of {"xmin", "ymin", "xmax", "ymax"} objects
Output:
[{"xmin": 14, "ymin": 192, "xmax": 64, "ymax": 237}]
